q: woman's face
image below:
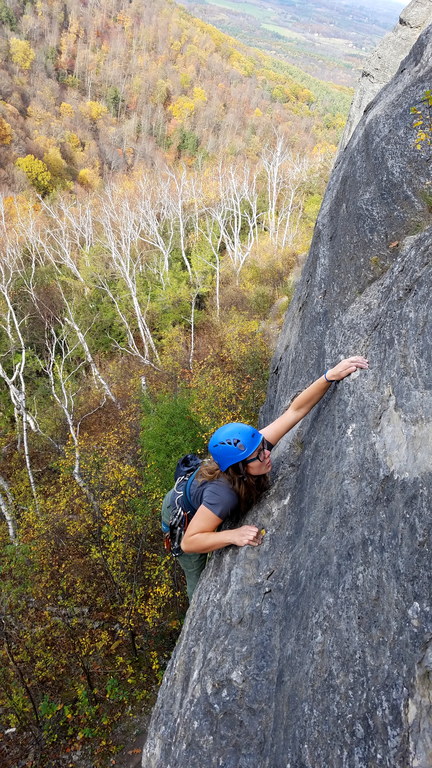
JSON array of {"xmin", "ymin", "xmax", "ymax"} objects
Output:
[{"xmin": 244, "ymin": 440, "xmax": 272, "ymax": 476}]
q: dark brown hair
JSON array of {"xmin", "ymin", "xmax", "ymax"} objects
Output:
[{"xmin": 197, "ymin": 458, "xmax": 270, "ymax": 520}]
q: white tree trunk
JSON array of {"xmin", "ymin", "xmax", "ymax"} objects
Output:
[{"xmin": 0, "ymin": 476, "xmax": 18, "ymax": 545}]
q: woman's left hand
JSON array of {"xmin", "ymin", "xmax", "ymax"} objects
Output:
[{"xmin": 326, "ymin": 356, "xmax": 369, "ymax": 381}]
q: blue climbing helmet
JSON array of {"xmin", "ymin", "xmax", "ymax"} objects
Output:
[{"xmin": 208, "ymin": 422, "xmax": 263, "ymax": 472}]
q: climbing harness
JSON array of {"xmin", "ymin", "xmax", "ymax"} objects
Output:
[{"xmin": 168, "ymin": 467, "xmax": 200, "ymax": 556}]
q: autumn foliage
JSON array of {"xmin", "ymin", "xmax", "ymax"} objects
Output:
[
  {"xmin": 0, "ymin": 0, "xmax": 349, "ymax": 194},
  {"xmin": 0, "ymin": 0, "xmax": 349, "ymax": 765},
  {"xmin": 0, "ymin": 142, "xmax": 336, "ymax": 764}
]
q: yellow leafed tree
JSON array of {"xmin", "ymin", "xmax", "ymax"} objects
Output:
[
  {"xmin": 79, "ymin": 101, "xmax": 109, "ymax": 122},
  {"xmin": 169, "ymin": 96, "xmax": 195, "ymax": 122},
  {"xmin": 193, "ymin": 87, "xmax": 207, "ymax": 104},
  {"xmin": 59, "ymin": 102, "xmax": 74, "ymax": 118},
  {"xmin": 9, "ymin": 38, "xmax": 35, "ymax": 70},
  {"xmin": 77, "ymin": 167, "xmax": 101, "ymax": 190},
  {"xmin": 15, "ymin": 154, "xmax": 53, "ymax": 196},
  {"xmin": 0, "ymin": 117, "xmax": 12, "ymax": 145}
]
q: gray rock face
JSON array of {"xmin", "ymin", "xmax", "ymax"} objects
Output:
[
  {"xmin": 142, "ymin": 25, "xmax": 432, "ymax": 768},
  {"xmin": 340, "ymin": 0, "xmax": 432, "ymax": 150}
]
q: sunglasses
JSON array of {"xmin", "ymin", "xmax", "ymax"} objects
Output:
[{"xmin": 243, "ymin": 439, "xmax": 267, "ymax": 465}]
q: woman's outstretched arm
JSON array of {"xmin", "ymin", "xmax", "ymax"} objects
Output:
[{"xmin": 260, "ymin": 356, "xmax": 368, "ymax": 447}]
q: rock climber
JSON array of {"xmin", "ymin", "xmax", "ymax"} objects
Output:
[{"xmin": 164, "ymin": 356, "xmax": 368, "ymax": 599}]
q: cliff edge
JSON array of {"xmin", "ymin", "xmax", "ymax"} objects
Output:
[
  {"xmin": 142, "ymin": 21, "xmax": 432, "ymax": 768},
  {"xmin": 340, "ymin": 0, "xmax": 432, "ymax": 149}
]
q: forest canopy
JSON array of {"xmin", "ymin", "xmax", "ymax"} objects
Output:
[{"xmin": 0, "ymin": 0, "xmax": 350, "ymax": 192}]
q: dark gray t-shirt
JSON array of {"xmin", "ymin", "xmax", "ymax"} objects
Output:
[
  {"xmin": 188, "ymin": 476, "xmax": 238, "ymax": 521},
  {"xmin": 167, "ymin": 474, "xmax": 238, "ymax": 523}
]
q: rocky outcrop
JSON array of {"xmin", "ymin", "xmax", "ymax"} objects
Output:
[
  {"xmin": 340, "ymin": 0, "xmax": 432, "ymax": 149},
  {"xmin": 142, "ymin": 22, "xmax": 432, "ymax": 768}
]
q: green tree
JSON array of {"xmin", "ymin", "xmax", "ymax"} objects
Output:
[
  {"xmin": 141, "ymin": 391, "xmax": 206, "ymax": 505},
  {"xmin": 0, "ymin": 0, "xmax": 16, "ymax": 29},
  {"xmin": 106, "ymin": 86, "xmax": 124, "ymax": 117},
  {"xmin": 177, "ymin": 127, "xmax": 200, "ymax": 156}
]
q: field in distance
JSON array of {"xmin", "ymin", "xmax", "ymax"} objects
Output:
[{"xmin": 180, "ymin": 0, "xmax": 405, "ymax": 85}]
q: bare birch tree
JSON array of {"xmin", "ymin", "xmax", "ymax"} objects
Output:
[
  {"xmin": 136, "ymin": 175, "xmax": 176, "ymax": 286},
  {"xmin": 214, "ymin": 163, "xmax": 260, "ymax": 281},
  {"xmin": 197, "ymin": 208, "xmax": 224, "ymax": 318},
  {"xmin": 97, "ymin": 187, "xmax": 161, "ymax": 366},
  {"xmin": 164, "ymin": 166, "xmax": 202, "ymax": 281},
  {"xmin": 28, "ymin": 200, "xmax": 87, "ymax": 284},
  {"xmin": 0, "ymin": 249, "xmax": 40, "ymax": 515},
  {"xmin": 0, "ymin": 475, "xmax": 18, "ymax": 546},
  {"xmin": 260, "ymin": 138, "xmax": 310, "ymax": 248},
  {"xmin": 42, "ymin": 323, "xmax": 126, "ymax": 601},
  {"xmin": 43, "ymin": 325, "xmax": 100, "ymax": 508}
]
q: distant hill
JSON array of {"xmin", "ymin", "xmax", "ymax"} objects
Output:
[
  {"xmin": 0, "ymin": 0, "xmax": 351, "ymax": 196},
  {"xmin": 179, "ymin": 0, "xmax": 405, "ymax": 85}
]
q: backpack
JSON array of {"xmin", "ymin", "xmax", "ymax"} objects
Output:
[{"xmin": 162, "ymin": 454, "xmax": 202, "ymax": 557}]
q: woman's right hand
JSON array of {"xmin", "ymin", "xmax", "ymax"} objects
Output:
[
  {"xmin": 326, "ymin": 356, "xmax": 369, "ymax": 381},
  {"xmin": 230, "ymin": 525, "xmax": 262, "ymax": 547}
]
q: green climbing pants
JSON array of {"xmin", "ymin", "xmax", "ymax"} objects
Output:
[{"xmin": 161, "ymin": 490, "xmax": 207, "ymax": 601}]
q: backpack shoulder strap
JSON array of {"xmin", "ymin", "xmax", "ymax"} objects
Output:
[{"xmin": 183, "ymin": 468, "xmax": 199, "ymax": 514}]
